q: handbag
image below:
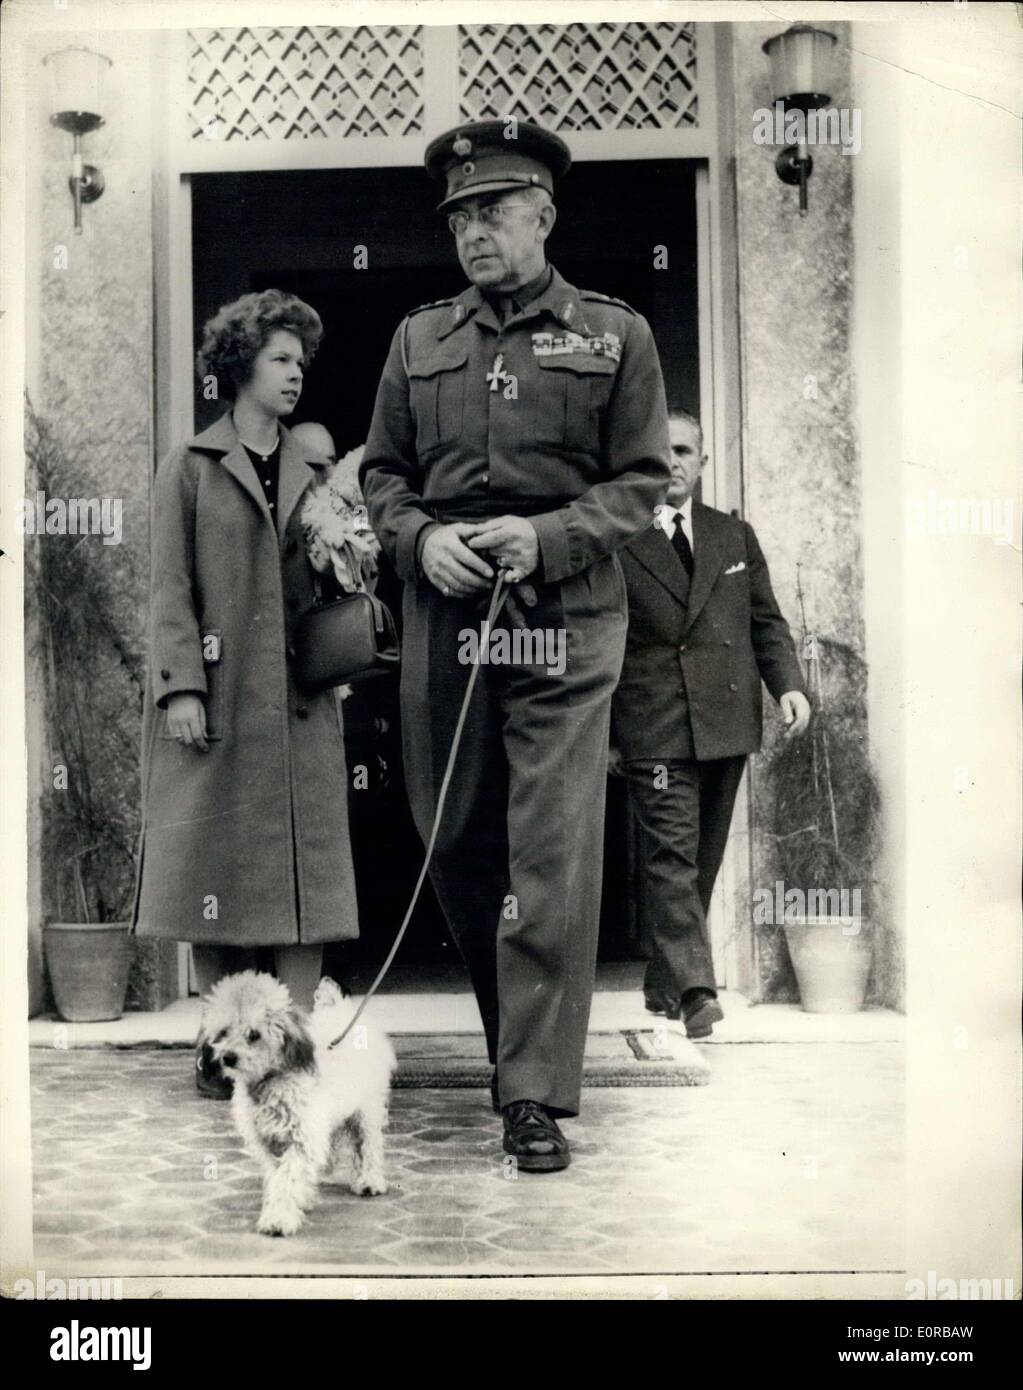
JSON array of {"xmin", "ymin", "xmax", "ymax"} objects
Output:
[
  {"xmin": 291, "ymin": 588, "xmax": 399, "ymax": 694},
  {"xmin": 291, "ymin": 589, "xmax": 399, "ymax": 693}
]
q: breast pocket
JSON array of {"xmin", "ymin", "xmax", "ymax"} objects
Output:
[
  {"xmin": 407, "ymin": 346, "xmax": 468, "ymax": 456},
  {"xmin": 534, "ymin": 354, "xmax": 618, "ymax": 453}
]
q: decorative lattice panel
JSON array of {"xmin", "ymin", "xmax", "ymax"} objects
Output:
[
  {"xmin": 459, "ymin": 23, "xmax": 698, "ymax": 130},
  {"xmin": 187, "ymin": 26, "xmax": 424, "ymax": 141}
]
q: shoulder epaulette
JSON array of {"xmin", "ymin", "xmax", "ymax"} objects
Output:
[
  {"xmin": 580, "ymin": 290, "xmax": 637, "ymax": 315},
  {"xmin": 406, "ymin": 296, "xmax": 455, "ymax": 319}
]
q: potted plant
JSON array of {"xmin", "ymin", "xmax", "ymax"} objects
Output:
[
  {"xmin": 761, "ymin": 574, "xmax": 881, "ymax": 1012},
  {"xmin": 25, "ymin": 399, "xmax": 148, "ymax": 1020}
]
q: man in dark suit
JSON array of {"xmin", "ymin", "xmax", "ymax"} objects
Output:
[{"xmin": 611, "ymin": 410, "xmax": 811, "ymax": 1037}]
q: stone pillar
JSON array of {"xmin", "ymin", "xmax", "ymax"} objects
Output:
[
  {"xmin": 729, "ymin": 23, "xmax": 896, "ymax": 1004},
  {"xmin": 28, "ymin": 28, "xmax": 177, "ymax": 1010}
]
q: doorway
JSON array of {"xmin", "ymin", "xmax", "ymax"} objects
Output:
[{"xmin": 190, "ymin": 160, "xmax": 708, "ymax": 985}]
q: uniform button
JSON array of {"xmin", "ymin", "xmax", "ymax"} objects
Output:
[
  {"xmin": 160, "ymin": 668, "xmax": 171, "ymax": 680},
  {"xmin": 679, "ymin": 644, "xmax": 686, "ymax": 654},
  {"xmin": 295, "ymin": 705, "xmax": 309, "ymax": 719},
  {"xmin": 676, "ymin": 686, "xmax": 685, "ymax": 697},
  {"xmin": 729, "ymin": 682, "xmax": 738, "ymax": 692},
  {"xmin": 481, "ymin": 472, "xmax": 490, "ymax": 484},
  {"xmin": 723, "ymin": 639, "xmax": 732, "ymax": 647},
  {"xmin": 286, "ymin": 644, "xmax": 296, "ymax": 660}
]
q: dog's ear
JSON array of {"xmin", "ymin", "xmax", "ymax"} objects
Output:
[{"xmin": 279, "ymin": 1011, "xmax": 316, "ymax": 1074}]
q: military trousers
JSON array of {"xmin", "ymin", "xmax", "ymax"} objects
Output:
[
  {"xmin": 399, "ymin": 554, "xmax": 628, "ymax": 1117},
  {"xmin": 624, "ymin": 755, "xmax": 746, "ymax": 1000}
]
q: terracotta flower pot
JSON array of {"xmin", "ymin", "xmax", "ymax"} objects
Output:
[
  {"xmin": 43, "ymin": 922, "xmax": 132, "ymax": 1022},
  {"xmin": 783, "ymin": 917, "xmax": 873, "ymax": 1013}
]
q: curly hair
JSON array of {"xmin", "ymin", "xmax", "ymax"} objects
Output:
[{"xmin": 196, "ymin": 289, "xmax": 323, "ymax": 400}]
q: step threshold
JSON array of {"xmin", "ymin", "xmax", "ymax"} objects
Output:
[{"xmin": 27, "ymin": 990, "xmax": 904, "ymax": 1049}]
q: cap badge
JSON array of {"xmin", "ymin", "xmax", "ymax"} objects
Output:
[
  {"xmin": 462, "ymin": 161, "xmax": 475, "ymax": 175},
  {"xmin": 452, "ymin": 136, "xmax": 472, "ymax": 157}
]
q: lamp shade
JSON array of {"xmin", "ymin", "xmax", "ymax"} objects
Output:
[
  {"xmin": 43, "ymin": 46, "xmax": 111, "ymax": 131},
  {"xmin": 762, "ymin": 24, "xmax": 837, "ymax": 111}
]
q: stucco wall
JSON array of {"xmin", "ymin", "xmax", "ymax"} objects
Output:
[
  {"xmin": 27, "ymin": 29, "xmax": 175, "ymax": 1010},
  {"xmin": 729, "ymin": 22, "xmax": 899, "ymax": 1006}
]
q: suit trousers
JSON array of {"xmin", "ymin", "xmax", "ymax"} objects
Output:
[
  {"xmin": 400, "ymin": 559, "xmax": 627, "ymax": 1117},
  {"xmin": 624, "ymin": 755, "xmax": 747, "ymax": 999}
]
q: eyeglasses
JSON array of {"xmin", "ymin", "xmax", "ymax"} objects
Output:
[{"xmin": 447, "ymin": 203, "xmax": 535, "ymax": 236}]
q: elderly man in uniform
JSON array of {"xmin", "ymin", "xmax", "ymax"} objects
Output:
[{"xmin": 360, "ymin": 120, "xmax": 671, "ymax": 1171}]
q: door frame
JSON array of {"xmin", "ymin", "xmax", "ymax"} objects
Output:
[{"xmin": 152, "ymin": 21, "xmax": 753, "ymax": 996}]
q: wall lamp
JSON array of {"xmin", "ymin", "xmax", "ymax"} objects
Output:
[
  {"xmin": 43, "ymin": 46, "xmax": 112, "ymax": 235},
  {"xmin": 762, "ymin": 24, "xmax": 838, "ymax": 216}
]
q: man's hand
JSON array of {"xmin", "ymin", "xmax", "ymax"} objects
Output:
[
  {"xmin": 421, "ymin": 522, "xmax": 494, "ymax": 598},
  {"xmin": 780, "ymin": 691, "xmax": 812, "ymax": 738},
  {"xmin": 166, "ymin": 693, "xmax": 209, "ymax": 752},
  {"xmin": 467, "ymin": 515, "xmax": 539, "ymax": 584}
]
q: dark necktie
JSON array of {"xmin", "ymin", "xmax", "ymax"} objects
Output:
[{"xmin": 671, "ymin": 512, "xmax": 694, "ymax": 578}]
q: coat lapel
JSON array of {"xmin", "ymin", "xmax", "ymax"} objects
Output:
[
  {"xmin": 276, "ymin": 425, "xmax": 322, "ymax": 540},
  {"xmin": 684, "ymin": 503, "xmax": 729, "ymax": 632},
  {"xmin": 188, "ymin": 413, "xmax": 320, "ymax": 540},
  {"xmin": 627, "ymin": 522, "xmax": 691, "ymax": 607},
  {"xmin": 189, "ymin": 412, "xmax": 271, "ymax": 524}
]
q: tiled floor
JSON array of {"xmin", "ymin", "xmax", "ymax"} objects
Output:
[{"xmin": 30, "ymin": 1040, "xmax": 904, "ymax": 1279}]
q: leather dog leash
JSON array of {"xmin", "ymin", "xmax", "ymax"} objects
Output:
[{"xmin": 327, "ymin": 572, "xmax": 510, "ymax": 1050}]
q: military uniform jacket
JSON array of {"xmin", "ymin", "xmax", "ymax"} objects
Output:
[
  {"xmin": 612, "ymin": 502, "xmax": 808, "ymax": 762},
  {"xmin": 360, "ymin": 265, "xmax": 671, "ymax": 582}
]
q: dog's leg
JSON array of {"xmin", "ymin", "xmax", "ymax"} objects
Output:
[
  {"xmin": 257, "ymin": 1146, "xmax": 318, "ymax": 1236},
  {"xmin": 322, "ymin": 1119, "xmax": 357, "ymax": 1187},
  {"xmin": 350, "ymin": 1098, "xmax": 388, "ymax": 1197}
]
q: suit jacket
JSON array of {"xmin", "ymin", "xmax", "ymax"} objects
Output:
[{"xmin": 612, "ymin": 501, "xmax": 807, "ymax": 762}]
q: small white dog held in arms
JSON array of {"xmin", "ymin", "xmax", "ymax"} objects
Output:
[{"xmin": 203, "ymin": 971, "xmax": 395, "ymax": 1236}]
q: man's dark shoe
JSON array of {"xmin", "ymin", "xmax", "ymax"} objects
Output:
[
  {"xmin": 681, "ymin": 989, "xmax": 724, "ymax": 1039},
  {"xmin": 502, "ymin": 1100, "xmax": 570, "ymax": 1172},
  {"xmin": 195, "ymin": 1039, "xmax": 233, "ymax": 1100},
  {"xmin": 644, "ymin": 988, "xmax": 682, "ymax": 1021}
]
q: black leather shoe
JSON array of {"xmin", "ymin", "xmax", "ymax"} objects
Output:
[
  {"xmin": 501, "ymin": 1100, "xmax": 570, "ymax": 1172},
  {"xmin": 195, "ymin": 1040, "xmax": 233, "ymax": 1100},
  {"xmin": 644, "ymin": 989, "xmax": 682, "ymax": 1021},
  {"xmin": 681, "ymin": 990, "xmax": 724, "ymax": 1039}
]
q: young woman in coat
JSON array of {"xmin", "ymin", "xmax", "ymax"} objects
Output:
[{"xmin": 132, "ymin": 289, "xmax": 358, "ymax": 1093}]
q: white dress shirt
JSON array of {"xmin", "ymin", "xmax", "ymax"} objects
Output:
[{"xmin": 654, "ymin": 498, "xmax": 694, "ymax": 552}]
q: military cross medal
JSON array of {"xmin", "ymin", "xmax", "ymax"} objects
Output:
[{"xmin": 486, "ymin": 352, "xmax": 510, "ymax": 392}]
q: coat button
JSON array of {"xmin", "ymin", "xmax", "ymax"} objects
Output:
[
  {"xmin": 295, "ymin": 705, "xmax": 309, "ymax": 719},
  {"xmin": 729, "ymin": 682, "xmax": 738, "ymax": 692},
  {"xmin": 678, "ymin": 644, "xmax": 686, "ymax": 654},
  {"xmin": 160, "ymin": 669, "xmax": 171, "ymax": 680},
  {"xmin": 676, "ymin": 686, "xmax": 685, "ymax": 697},
  {"xmin": 286, "ymin": 644, "xmax": 296, "ymax": 660},
  {"xmin": 481, "ymin": 472, "xmax": 489, "ymax": 484},
  {"xmin": 723, "ymin": 639, "xmax": 732, "ymax": 647}
]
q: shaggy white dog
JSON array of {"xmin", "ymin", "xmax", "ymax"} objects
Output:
[{"xmin": 203, "ymin": 971, "xmax": 395, "ymax": 1236}]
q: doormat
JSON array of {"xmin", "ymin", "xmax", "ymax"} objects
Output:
[{"xmin": 392, "ymin": 1031, "xmax": 709, "ymax": 1088}]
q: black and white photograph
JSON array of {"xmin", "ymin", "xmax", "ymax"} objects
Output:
[{"xmin": 1, "ymin": 0, "xmax": 1019, "ymax": 1324}]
